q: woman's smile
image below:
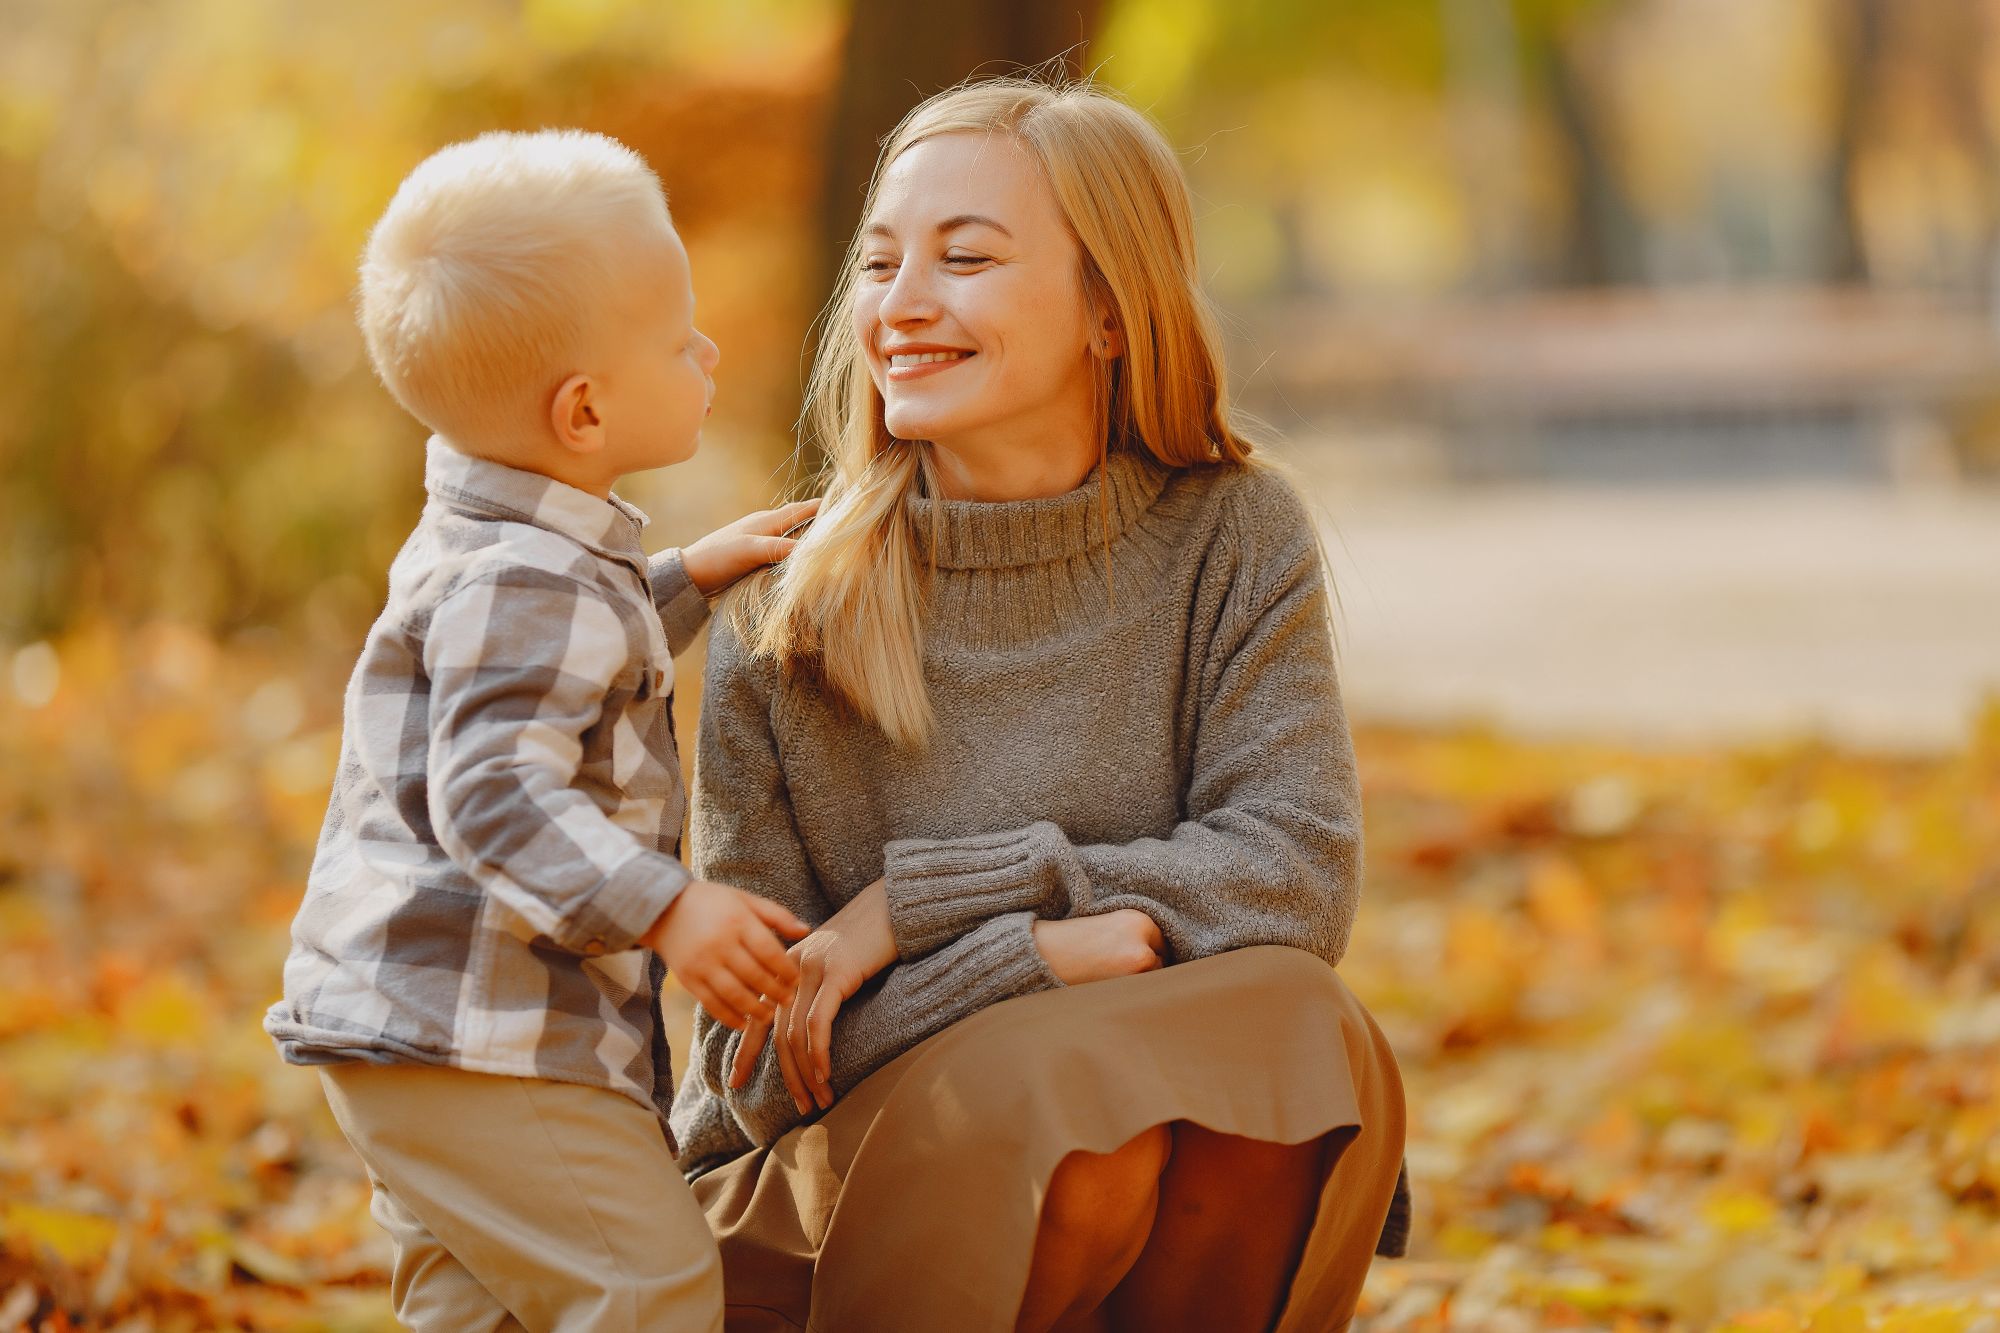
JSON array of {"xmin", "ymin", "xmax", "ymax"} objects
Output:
[{"xmin": 883, "ymin": 345, "xmax": 977, "ymax": 381}]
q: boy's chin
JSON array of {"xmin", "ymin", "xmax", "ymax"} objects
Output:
[{"xmin": 639, "ymin": 436, "xmax": 701, "ymax": 469}]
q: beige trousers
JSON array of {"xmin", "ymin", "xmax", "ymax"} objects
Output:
[{"xmin": 319, "ymin": 1062, "xmax": 723, "ymax": 1333}]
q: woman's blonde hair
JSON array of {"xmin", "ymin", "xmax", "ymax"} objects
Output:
[{"xmin": 742, "ymin": 76, "xmax": 1263, "ymax": 747}]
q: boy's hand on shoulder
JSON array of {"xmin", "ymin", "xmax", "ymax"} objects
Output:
[
  {"xmin": 641, "ymin": 880, "xmax": 810, "ymax": 1030},
  {"xmin": 681, "ymin": 497, "xmax": 822, "ymax": 597}
]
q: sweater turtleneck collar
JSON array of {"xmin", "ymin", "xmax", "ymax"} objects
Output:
[{"xmin": 907, "ymin": 449, "xmax": 1172, "ymax": 571}]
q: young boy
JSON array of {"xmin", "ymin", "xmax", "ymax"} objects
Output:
[{"xmin": 263, "ymin": 129, "xmax": 817, "ymax": 1331}]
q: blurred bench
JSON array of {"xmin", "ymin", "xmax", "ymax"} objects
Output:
[{"xmin": 1242, "ymin": 288, "xmax": 2000, "ymax": 483}]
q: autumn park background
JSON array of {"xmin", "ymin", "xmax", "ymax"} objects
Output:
[{"xmin": 4, "ymin": 1, "xmax": 2000, "ymax": 1329}]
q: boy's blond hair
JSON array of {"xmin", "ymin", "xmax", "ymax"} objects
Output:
[{"xmin": 358, "ymin": 129, "xmax": 669, "ymax": 452}]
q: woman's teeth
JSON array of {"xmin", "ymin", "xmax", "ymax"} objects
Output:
[{"xmin": 889, "ymin": 351, "xmax": 971, "ymax": 368}]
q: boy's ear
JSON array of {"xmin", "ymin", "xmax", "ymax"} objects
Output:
[{"xmin": 550, "ymin": 373, "xmax": 606, "ymax": 455}]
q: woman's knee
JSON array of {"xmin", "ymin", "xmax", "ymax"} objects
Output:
[{"xmin": 1037, "ymin": 1123, "xmax": 1173, "ymax": 1241}]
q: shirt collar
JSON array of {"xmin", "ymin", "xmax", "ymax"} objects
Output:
[{"xmin": 423, "ymin": 436, "xmax": 651, "ymax": 566}]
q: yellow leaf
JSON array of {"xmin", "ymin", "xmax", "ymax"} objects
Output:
[
  {"xmin": 1702, "ymin": 1188, "xmax": 1778, "ymax": 1235},
  {"xmin": 1808, "ymin": 1302, "xmax": 1869, "ymax": 1333},
  {"xmin": 1527, "ymin": 855, "xmax": 1601, "ymax": 943},
  {"xmin": 3, "ymin": 1202, "xmax": 118, "ymax": 1266},
  {"xmin": 1837, "ymin": 947, "xmax": 1941, "ymax": 1050},
  {"xmin": 1877, "ymin": 1307, "xmax": 1976, "ymax": 1333},
  {"xmin": 1544, "ymin": 1274, "xmax": 1649, "ymax": 1315},
  {"xmin": 1434, "ymin": 1219, "xmax": 1494, "ymax": 1260},
  {"xmin": 120, "ymin": 971, "xmax": 212, "ymax": 1050}
]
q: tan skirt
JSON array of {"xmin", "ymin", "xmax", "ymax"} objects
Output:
[{"xmin": 690, "ymin": 946, "xmax": 1407, "ymax": 1333}]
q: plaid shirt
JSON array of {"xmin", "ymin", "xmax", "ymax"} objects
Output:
[{"xmin": 264, "ymin": 437, "xmax": 710, "ymax": 1145}]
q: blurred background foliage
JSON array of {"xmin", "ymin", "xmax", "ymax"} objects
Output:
[
  {"xmin": 5, "ymin": 2, "xmax": 2000, "ymax": 1329},
  {"xmin": 8, "ymin": 0, "xmax": 2000, "ymax": 643}
]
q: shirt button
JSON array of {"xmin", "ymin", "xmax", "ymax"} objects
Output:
[{"xmin": 582, "ymin": 938, "xmax": 607, "ymax": 956}]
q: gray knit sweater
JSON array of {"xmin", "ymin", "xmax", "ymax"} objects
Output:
[{"xmin": 669, "ymin": 449, "xmax": 1406, "ymax": 1252}]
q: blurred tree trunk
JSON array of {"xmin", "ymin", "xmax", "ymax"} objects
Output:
[
  {"xmin": 1537, "ymin": 24, "xmax": 1643, "ymax": 288},
  {"xmin": 1822, "ymin": 0, "xmax": 1888, "ymax": 285},
  {"xmin": 1922, "ymin": 0, "xmax": 2000, "ymax": 307},
  {"xmin": 1822, "ymin": 0, "xmax": 2000, "ymax": 295},
  {"xmin": 1442, "ymin": 0, "xmax": 1531, "ymax": 292},
  {"xmin": 820, "ymin": 1, "xmax": 1104, "ymax": 271},
  {"xmin": 794, "ymin": 1, "xmax": 1103, "ymax": 470}
]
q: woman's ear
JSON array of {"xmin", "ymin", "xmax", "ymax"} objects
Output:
[
  {"xmin": 550, "ymin": 373, "xmax": 606, "ymax": 456},
  {"xmin": 1092, "ymin": 306, "xmax": 1125, "ymax": 361}
]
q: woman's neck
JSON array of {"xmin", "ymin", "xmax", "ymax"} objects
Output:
[{"xmin": 927, "ymin": 429, "xmax": 1100, "ymax": 503}]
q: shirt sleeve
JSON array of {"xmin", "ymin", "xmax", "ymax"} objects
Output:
[
  {"xmin": 878, "ymin": 481, "xmax": 1363, "ymax": 971},
  {"xmin": 647, "ymin": 548, "xmax": 712, "ymax": 656},
  {"xmin": 423, "ymin": 566, "xmax": 691, "ymax": 957},
  {"xmin": 669, "ymin": 613, "xmax": 1063, "ymax": 1162}
]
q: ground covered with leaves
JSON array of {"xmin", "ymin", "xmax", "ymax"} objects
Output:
[{"xmin": 2, "ymin": 625, "xmax": 1996, "ymax": 1331}]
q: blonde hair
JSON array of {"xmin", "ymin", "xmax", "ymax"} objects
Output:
[
  {"xmin": 358, "ymin": 129, "xmax": 670, "ymax": 451},
  {"xmin": 743, "ymin": 77, "xmax": 1262, "ymax": 748}
]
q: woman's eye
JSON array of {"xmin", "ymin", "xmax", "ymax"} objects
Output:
[
  {"xmin": 943, "ymin": 254, "xmax": 987, "ymax": 267},
  {"xmin": 860, "ymin": 259, "xmax": 895, "ymax": 274}
]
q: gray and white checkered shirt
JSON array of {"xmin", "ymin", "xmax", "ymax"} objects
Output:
[{"xmin": 264, "ymin": 437, "xmax": 710, "ymax": 1145}]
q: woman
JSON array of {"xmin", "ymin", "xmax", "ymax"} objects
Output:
[{"xmin": 669, "ymin": 76, "xmax": 1410, "ymax": 1332}]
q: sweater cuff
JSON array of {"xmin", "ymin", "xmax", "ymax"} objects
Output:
[
  {"xmin": 904, "ymin": 910, "xmax": 1067, "ymax": 1005},
  {"xmin": 648, "ymin": 548, "xmax": 711, "ymax": 656},
  {"xmin": 881, "ymin": 821, "xmax": 1076, "ymax": 961},
  {"xmin": 557, "ymin": 848, "xmax": 691, "ymax": 957},
  {"xmin": 830, "ymin": 911, "xmax": 1064, "ymax": 1097}
]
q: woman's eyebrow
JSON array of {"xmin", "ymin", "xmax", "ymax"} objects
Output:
[
  {"xmin": 938, "ymin": 214, "xmax": 1011, "ymax": 237},
  {"xmin": 862, "ymin": 215, "xmax": 1014, "ymax": 241}
]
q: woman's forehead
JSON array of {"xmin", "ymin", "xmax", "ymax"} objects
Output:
[{"xmin": 869, "ymin": 132, "xmax": 1051, "ymax": 234}]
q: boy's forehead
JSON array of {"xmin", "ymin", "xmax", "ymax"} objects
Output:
[
  {"xmin": 626, "ymin": 218, "xmax": 687, "ymax": 274},
  {"xmin": 615, "ymin": 222, "xmax": 693, "ymax": 309}
]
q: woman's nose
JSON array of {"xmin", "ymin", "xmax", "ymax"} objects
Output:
[{"xmin": 876, "ymin": 264, "xmax": 939, "ymax": 327}]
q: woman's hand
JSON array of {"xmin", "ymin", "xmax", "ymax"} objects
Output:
[
  {"xmin": 1031, "ymin": 909, "xmax": 1165, "ymax": 985},
  {"xmin": 680, "ymin": 497, "xmax": 821, "ymax": 597},
  {"xmin": 728, "ymin": 879, "xmax": 898, "ymax": 1114}
]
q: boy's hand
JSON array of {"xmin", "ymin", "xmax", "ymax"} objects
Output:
[
  {"xmin": 681, "ymin": 498, "xmax": 822, "ymax": 597},
  {"xmin": 642, "ymin": 880, "xmax": 810, "ymax": 1030}
]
